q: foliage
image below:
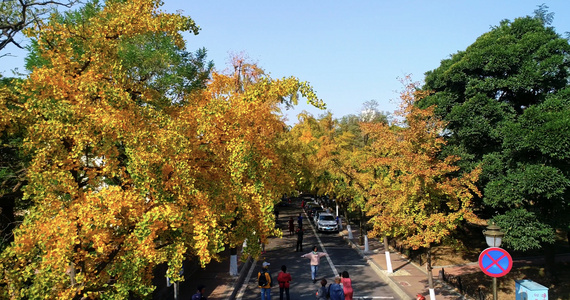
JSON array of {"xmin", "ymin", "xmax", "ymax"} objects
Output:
[
  {"xmin": 364, "ymin": 78, "xmax": 481, "ymax": 249},
  {"xmin": 420, "ymin": 12, "xmax": 570, "ymax": 251},
  {"xmin": 0, "ymin": 76, "xmax": 29, "ymax": 252},
  {"xmin": 0, "ymin": 0, "xmax": 323, "ymax": 298},
  {"xmin": 288, "ymin": 104, "xmax": 391, "ymax": 225}
]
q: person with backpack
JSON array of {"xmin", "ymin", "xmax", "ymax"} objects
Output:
[
  {"xmin": 277, "ymin": 265, "xmax": 292, "ymax": 300},
  {"xmin": 316, "ymin": 279, "xmax": 328, "ymax": 300},
  {"xmin": 301, "ymin": 246, "xmax": 328, "ymax": 283},
  {"xmin": 258, "ymin": 261, "xmax": 272, "ymax": 300},
  {"xmin": 191, "ymin": 284, "xmax": 207, "ymax": 300},
  {"xmin": 328, "ymin": 276, "xmax": 345, "ymax": 300}
]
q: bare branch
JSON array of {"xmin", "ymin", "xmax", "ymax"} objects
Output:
[{"xmin": 0, "ymin": 0, "xmax": 80, "ymax": 54}]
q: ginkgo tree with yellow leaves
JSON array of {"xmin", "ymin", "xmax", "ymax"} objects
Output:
[
  {"xmin": 289, "ymin": 109, "xmax": 385, "ymax": 244},
  {"xmin": 0, "ymin": 0, "xmax": 323, "ymax": 299},
  {"xmin": 364, "ymin": 78, "xmax": 481, "ymax": 298}
]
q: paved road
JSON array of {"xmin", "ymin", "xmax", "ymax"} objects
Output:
[{"xmin": 236, "ymin": 205, "xmax": 402, "ymax": 300}]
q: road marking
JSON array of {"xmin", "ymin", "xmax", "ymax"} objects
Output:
[
  {"xmin": 299, "ymin": 295, "xmax": 394, "ymax": 299},
  {"xmin": 335, "ymin": 264, "xmax": 368, "ymax": 267},
  {"xmin": 304, "ymin": 210, "xmax": 339, "ymax": 277}
]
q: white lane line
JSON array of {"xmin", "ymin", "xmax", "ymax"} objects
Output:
[
  {"xmin": 236, "ymin": 258, "xmax": 258, "ymax": 300},
  {"xmin": 299, "ymin": 294, "xmax": 394, "ymax": 299},
  {"xmin": 335, "ymin": 264, "xmax": 368, "ymax": 267},
  {"xmin": 304, "ymin": 210, "xmax": 339, "ymax": 277},
  {"xmin": 299, "ymin": 294, "xmax": 394, "ymax": 300}
]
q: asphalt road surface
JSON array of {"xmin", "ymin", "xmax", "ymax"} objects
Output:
[{"xmin": 236, "ymin": 204, "xmax": 402, "ymax": 300}]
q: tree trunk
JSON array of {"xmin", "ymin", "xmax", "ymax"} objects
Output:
[
  {"xmin": 426, "ymin": 246, "xmax": 436, "ymax": 300},
  {"xmin": 359, "ymin": 209, "xmax": 364, "ymax": 246},
  {"xmin": 229, "ymin": 247, "xmax": 238, "ymax": 276},
  {"xmin": 0, "ymin": 191, "xmax": 20, "ymax": 244},
  {"xmin": 342, "ymin": 198, "xmax": 353, "ymax": 239},
  {"xmin": 543, "ymin": 242, "xmax": 557, "ymax": 279}
]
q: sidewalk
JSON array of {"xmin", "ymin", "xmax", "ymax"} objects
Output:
[
  {"xmin": 153, "ymin": 246, "xmax": 252, "ymax": 300},
  {"xmin": 340, "ymin": 222, "xmax": 570, "ymax": 300},
  {"xmin": 339, "ymin": 223, "xmax": 465, "ymax": 300}
]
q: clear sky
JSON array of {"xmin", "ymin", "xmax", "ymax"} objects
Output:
[{"xmin": 2, "ymin": 0, "xmax": 570, "ymax": 125}]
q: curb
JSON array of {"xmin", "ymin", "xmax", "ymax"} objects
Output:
[
  {"xmin": 341, "ymin": 235, "xmax": 412, "ymax": 300},
  {"xmin": 228, "ymin": 256, "xmax": 254, "ymax": 300},
  {"xmin": 386, "ymin": 245, "xmax": 467, "ymax": 300},
  {"xmin": 343, "ymin": 233, "xmax": 467, "ymax": 300}
]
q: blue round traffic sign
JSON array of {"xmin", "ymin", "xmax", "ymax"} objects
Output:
[{"xmin": 478, "ymin": 247, "xmax": 512, "ymax": 277}]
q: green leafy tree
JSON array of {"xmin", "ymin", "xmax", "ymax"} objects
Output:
[{"xmin": 420, "ymin": 8, "xmax": 570, "ymax": 271}]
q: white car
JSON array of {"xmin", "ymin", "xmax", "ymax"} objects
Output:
[{"xmin": 316, "ymin": 213, "xmax": 338, "ymax": 232}]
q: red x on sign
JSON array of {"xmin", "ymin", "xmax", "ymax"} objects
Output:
[{"xmin": 478, "ymin": 247, "xmax": 512, "ymax": 277}]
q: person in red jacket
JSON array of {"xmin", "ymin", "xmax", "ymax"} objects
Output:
[
  {"xmin": 341, "ymin": 271, "xmax": 353, "ymax": 300},
  {"xmin": 277, "ymin": 265, "xmax": 292, "ymax": 300}
]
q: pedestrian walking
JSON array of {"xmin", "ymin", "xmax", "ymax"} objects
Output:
[
  {"xmin": 191, "ymin": 284, "xmax": 207, "ymax": 300},
  {"xmin": 295, "ymin": 226, "xmax": 304, "ymax": 252},
  {"xmin": 297, "ymin": 213, "xmax": 303, "ymax": 228},
  {"xmin": 301, "ymin": 246, "xmax": 328, "ymax": 283},
  {"xmin": 328, "ymin": 277, "xmax": 345, "ymax": 300},
  {"xmin": 277, "ymin": 265, "xmax": 292, "ymax": 300},
  {"xmin": 288, "ymin": 217, "xmax": 294, "ymax": 236},
  {"xmin": 260, "ymin": 235, "xmax": 266, "ymax": 254},
  {"xmin": 336, "ymin": 215, "xmax": 343, "ymax": 230},
  {"xmin": 316, "ymin": 279, "xmax": 328, "ymax": 300},
  {"xmin": 341, "ymin": 271, "xmax": 353, "ymax": 300},
  {"xmin": 258, "ymin": 262, "xmax": 272, "ymax": 300}
]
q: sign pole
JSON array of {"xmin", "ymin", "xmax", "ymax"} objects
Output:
[
  {"xmin": 478, "ymin": 247, "xmax": 512, "ymax": 300},
  {"xmin": 492, "ymin": 277, "xmax": 497, "ymax": 300}
]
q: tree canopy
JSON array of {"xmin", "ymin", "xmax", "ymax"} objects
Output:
[
  {"xmin": 420, "ymin": 13, "xmax": 570, "ymax": 252},
  {"xmin": 0, "ymin": 0, "xmax": 324, "ymax": 298}
]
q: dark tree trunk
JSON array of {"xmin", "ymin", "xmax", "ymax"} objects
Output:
[
  {"xmin": 543, "ymin": 242, "xmax": 557, "ymax": 279},
  {"xmin": 0, "ymin": 191, "xmax": 20, "ymax": 245}
]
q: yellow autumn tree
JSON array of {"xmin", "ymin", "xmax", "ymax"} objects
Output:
[
  {"xmin": 364, "ymin": 78, "xmax": 481, "ymax": 294},
  {"xmin": 0, "ymin": 1, "xmax": 203, "ymax": 298},
  {"xmin": 291, "ymin": 111, "xmax": 377, "ymax": 237},
  {"xmin": 289, "ymin": 112, "xmax": 344, "ymax": 197},
  {"xmin": 0, "ymin": 0, "xmax": 324, "ymax": 299},
  {"xmin": 181, "ymin": 56, "xmax": 324, "ymax": 258}
]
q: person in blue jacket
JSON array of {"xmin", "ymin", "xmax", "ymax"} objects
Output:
[{"xmin": 328, "ymin": 277, "xmax": 344, "ymax": 300}]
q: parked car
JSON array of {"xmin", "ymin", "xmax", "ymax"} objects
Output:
[{"xmin": 316, "ymin": 213, "xmax": 338, "ymax": 232}]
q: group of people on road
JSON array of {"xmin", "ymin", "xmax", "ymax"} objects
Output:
[
  {"xmin": 316, "ymin": 272, "xmax": 353, "ymax": 300},
  {"xmin": 257, "ymin": 245, "xmax": 354, "ymax": 300},
  {"xmin": 257, "ymin": 261, "xmax": 293, "ymax": 300}
]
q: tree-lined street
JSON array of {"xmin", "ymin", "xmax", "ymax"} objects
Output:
[
  {"xmin": 236, "ymin": 202, "xmax": 402, "ymax": 300},
  {"xmin": 1, "ymin": 1, "xmax": 570, "ymax": 299}
]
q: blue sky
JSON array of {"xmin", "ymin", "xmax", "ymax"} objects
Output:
[{"xmin": 3, "ymin": 0, "xmax": 570, "ymax": 125}]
